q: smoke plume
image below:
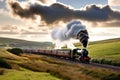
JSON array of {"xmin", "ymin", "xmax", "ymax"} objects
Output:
[
  {"xmin": 7, "ymin": 1, "xmax": 120, "ymax": 26},
  {"xmin": 51, "ymin": 20, "xmax": 89, "ymax": 49}
]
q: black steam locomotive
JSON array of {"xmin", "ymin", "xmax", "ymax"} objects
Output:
[
  {"xmin": 23, "ymin": 48, "xmax": 90, "ymax": 63},
  {"xmin": 72, "ymin": 48, "xmax": 90, "ymax": 63}
]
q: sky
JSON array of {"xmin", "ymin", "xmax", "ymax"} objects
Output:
[{"xmin": 0, "ymin": 0, "xmax": 120, "ymax": 42}]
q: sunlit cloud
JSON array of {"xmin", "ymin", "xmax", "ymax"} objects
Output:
[
  {"xmin": 108, "ymin": 0, "xmax": 120, "ymax": 6},
  {"xmin": 6, "ymin": 0, "xmax": 120, "ymax": 28},
  {"xmin": 29, "ymin": 0, "xmax": 56, "ymax": 5},
  {"xmin": 0, "ymin": 9, "xmax": 8, "ymax": 15},
  {"xmin": 0, "ymin": 0, "xmax": 4, "ymax": 2}
]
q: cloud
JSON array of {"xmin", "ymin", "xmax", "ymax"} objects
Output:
[
  {"xmin": 108, "ymin": 0, "xmax": 120, "ymax": 6},
  {"xmin": 35, "ymin": 0, "xmax": 56, "ymax": 5},
  {"xmin": 100, "ymin": 21, "xmax": 120, "ymax": 27},
  {"xmin": 0, "ymin": 24, "xmax": 22, "ymax": 32},
  {"xmin": 0, "ymin": 0, "xmax": 4, "ymax": 2},
  {"xmin": 0, "ymin": 23, "xmax": 50, "ymax": 35},
  {"xmin": 0, "ymin": 9, "xmax": 8, "ymax": 15},
  {"xmin": 6, "ymin": 0, "xmax": 120, "ymax": 27},
  {"xmin": 26, "ymin": 0, "xmax": 56, "ymax": 6}
]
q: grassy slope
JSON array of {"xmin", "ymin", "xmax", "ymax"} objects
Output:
[
  {"xmin": 0, "ymin": 38, "xmax": 120, "ymax": 80},
  {"xmin": 0, "ymin": 49, "xmax": 61, "ymax": 80},
  {"xmin": 74, "ymin": 38, "xmax": 120, "ymax": 65},
  {"xmin": 0, "ymin": 49, "xmax": 120, "ymax": 80},
  {"xmin": 0, "ymin": 37, "xmax": 53, "ymax": 49},
  {"xmin": 0, "ymin": 69, "xmax": 61, "ymax": 80},
  {"xmin": 87, "ymin": 38, "xmax": 120, "ymax": 62}
]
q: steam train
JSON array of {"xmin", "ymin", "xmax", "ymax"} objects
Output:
[
  {"xmin": 23, "ymin": 48, "xmax": 91, "ymax": 63},
  {"xmin": 23, "ymin": 25, "xmax": 90, "ymax": 63}
]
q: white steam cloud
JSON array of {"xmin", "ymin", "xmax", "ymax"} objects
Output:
[{"xmin": 51, "ymin": 20, "xmax": 88, "ymax": 49}]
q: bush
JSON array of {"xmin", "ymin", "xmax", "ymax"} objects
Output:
[
  {"xmin": 102, "ymin": 73, "xmax": 120, "ymax": 80},
  {"xmin": 0, "ymin": 58, "xmax": 12, "ymax": 69},
  {"xmin": 7, "ymin": 48, "xmax": 23, "ymax": 55},
  {"xmin": 91, "ymin": 58, "xmax": 120, "ymax": 66}
]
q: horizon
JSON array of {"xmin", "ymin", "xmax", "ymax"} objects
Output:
[{"xmin": 0, "ymin": 36, "xmax": 119, "ymax": 43}]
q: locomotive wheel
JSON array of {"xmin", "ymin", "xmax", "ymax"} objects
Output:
[{"xmin": 79, "ymin": 57, "xmax": 90, "ymax": 63}]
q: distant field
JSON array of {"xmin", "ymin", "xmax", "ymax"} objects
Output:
[
  {"xmin": 86, "ymin": 38, "xmax": 120, "ymax": 66},
  {"xmin": 88, "ymin": 40, "xmax": 120, "ymax": 60},
  {"xmin": 0, "ymin": 37, "xmax": 53, "ymax": 49}
]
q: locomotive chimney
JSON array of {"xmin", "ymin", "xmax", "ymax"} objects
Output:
[{"xmin": 76, "ymin": 30, "xmax": 89, "ymax": 48}]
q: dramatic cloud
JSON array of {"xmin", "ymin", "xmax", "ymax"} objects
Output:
[
  {"xmin": 7, "ymin": 0, "xmax": 120, "ymax": 27},
  {"xmin": 108, "ymin": 0, "xmax": 120, "ymax": 6}
]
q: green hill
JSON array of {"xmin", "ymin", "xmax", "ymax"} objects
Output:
[
  {"xmin": 87, "ymin": 38, "xmax": 120, "ymax": 66},
  {"xmin": 0, "ymin": 37, "xmax": 53, "ymax": 49},
  {"xmin": 89, "ymin": 38, "xmax": 120, "ymax": 45}
]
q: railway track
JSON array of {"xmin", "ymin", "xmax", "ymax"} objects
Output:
[
  {"xmin": 42, "ymin": 54, "xmax": 120, "ymax": 72},
  {"xmin": 23, "ymin": 49, "xmax": 120, "ymax": 72}
]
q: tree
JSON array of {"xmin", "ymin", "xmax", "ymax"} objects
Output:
[{"xmin": 7, "ymin": 48, "xmax": 23, "ymax": 55}]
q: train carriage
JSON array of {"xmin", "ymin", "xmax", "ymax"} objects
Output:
[
  {"xmin": 56, "ymin": 49, "xmax": 71, "ymax": 58},
  {"xmin": 23, "ymin": 48, "xmax": 90, "ymax": 63}
]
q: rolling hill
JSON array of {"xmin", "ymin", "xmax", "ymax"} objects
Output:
[
  {"xmin": 87, "ymin": 38, "xmax": 120, "ymax": 66},
  {"xmin": 0, "ymin": 37, "xmax": 54, "ymax": 49},
  {"xmin": 0, "ymin": 38, "xmax": 120, "ymax": 80}
]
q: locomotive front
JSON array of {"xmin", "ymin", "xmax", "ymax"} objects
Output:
[{"xmin": 72, "ymin": 48, "xmax": 90, "ymax": 63}]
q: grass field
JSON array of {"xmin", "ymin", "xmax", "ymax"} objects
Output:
[
  {"xmin": 83, "ymin": 38, "xmax": 120, "ymax": 66},
  {"xmin": 88, "ymin": 40, "xmax": 120, "ymax": 60},
  {"xmin": 0, "ymin": 38, "xmax": 120, "ymax": 80},
  {"xmin": 0, "ymin": 48, "xmax": 120, "ymax": 80},
  {"xmin": 0, "ymin": 69, "xmax": 61, "ymax": 80}
]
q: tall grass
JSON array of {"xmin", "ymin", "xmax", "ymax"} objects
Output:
[
  {"xmin": 19, "ymin": 54, "xmax": 120, "ymax": 80},
  {"xmin": 91, "ymin": 58, "xmax": 120, "ymax": 66},
  {"xmin": 0, "ymin": 69, "xmax": 61, "ymax": 80}
]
